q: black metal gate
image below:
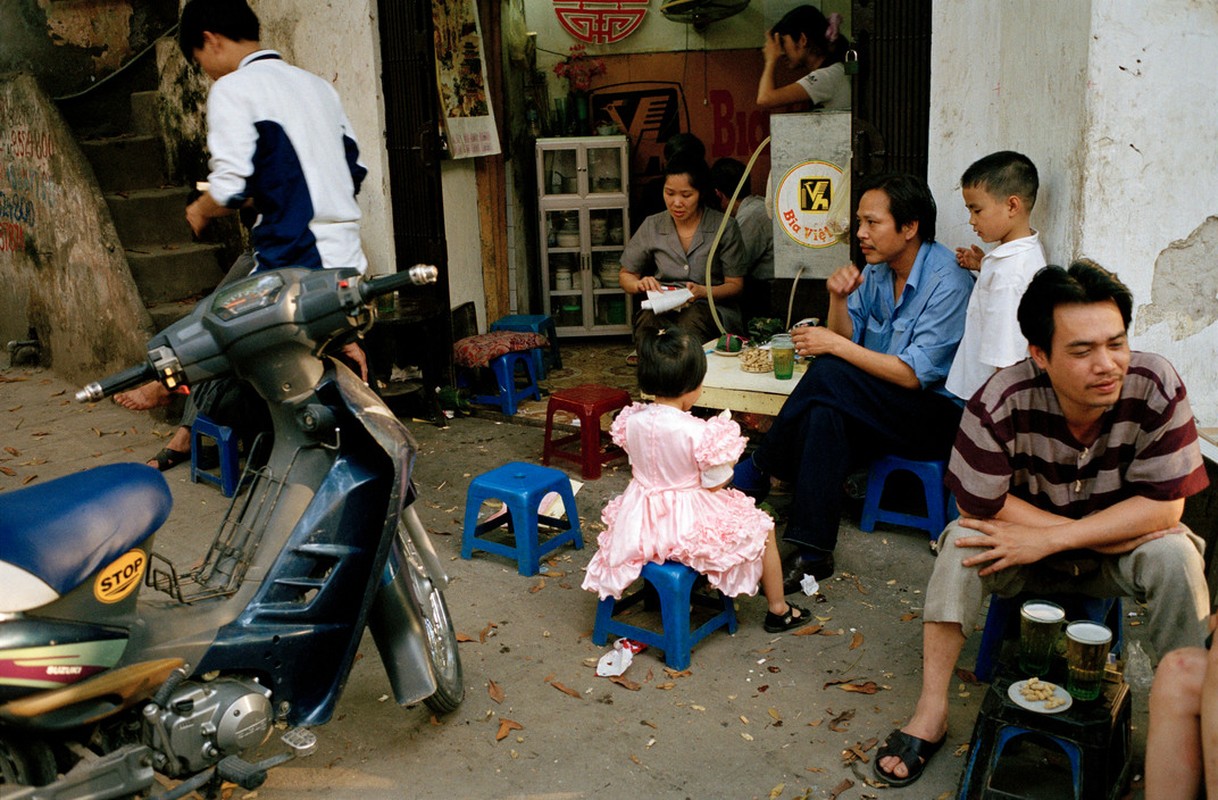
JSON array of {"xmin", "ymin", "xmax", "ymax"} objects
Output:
[
  {"xmin": 375, "ymin": 2, "xmax": 455, "ymax": 389},
  {"xmin": 851, "ymin": 0, "xmax": 933, "ymax": 182}
]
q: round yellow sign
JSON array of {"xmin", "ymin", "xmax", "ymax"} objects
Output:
[
  {"xmin": 774, "ymin": 159, "xmax": 846, "ymax": 249},
  {"xmin": 94, "ymin": 549, "xmax": 147, "ymax": 603}
]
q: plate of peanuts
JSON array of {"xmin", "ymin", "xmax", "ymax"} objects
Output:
[{"xmin": 1008, "ymin": 677, "xmax": 1072, "ymax": 714}]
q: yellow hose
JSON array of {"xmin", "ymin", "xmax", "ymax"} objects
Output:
[{"xmin": 703, "ymin": 135, "xmax": 771, "ymax": 335}]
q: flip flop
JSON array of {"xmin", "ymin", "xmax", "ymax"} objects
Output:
[
  {"xmin": 148, "ymin": 448, "xmax": 190, "ymax": 472},
  {"xmin": 874, "ymin": 728, "xmax": 946, "ymax": 787}
]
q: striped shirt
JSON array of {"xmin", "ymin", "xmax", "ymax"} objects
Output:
[{"xmin": 946, "ymin": 351, "xmax": 1209, "ymax": 519}]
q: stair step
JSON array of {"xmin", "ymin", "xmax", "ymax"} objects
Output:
[
  {"xmin": 127, "ymin": 242, "xmax": 225, "ymax": 305},
  {"xmin": 106, "ymin": 186, "xmax": 194, "ymax": 246},
  {"xmin": 80, "ymin": 134, "xmax": 166, "ymax": 192},
  {"xmin": 130, "ymin": 91, "xmax": 160, "ymax": 137},
  {"xmin": 147, "ymin": 299, "xmax": 204, "ymax": 332}
]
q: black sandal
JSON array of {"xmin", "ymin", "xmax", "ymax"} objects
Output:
[
  {"xmin": 148, "ymin": 448, "xmax": 190, "ymax": 472},
  {"xmin": 873, "ymin": 728, "xmax": 946, "ymax": 787},
  {"xmin": 763, "ymin": 602, "xmax": 811, "ymax": 632}
]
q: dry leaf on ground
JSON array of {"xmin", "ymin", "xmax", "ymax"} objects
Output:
[
  {"xmin": 487, "ymin": 679, "xmax": 505, "ymax": 704},
  {"xmin": 495, "ymin": 718, "xmax": 523, "ymax": 741},
  {"xmin": 455, "ymin": 632, "xmax": 474, "ymax": 642},
  {"xmin": 827, "ymin": 709, "xmax": 855, "ymax": 733},
  {"xmin": 609, "ymin": 676, "xmax": 640, "ymax": 691},
  {"xmin": 791, "ymin": 625, "xmax": 823, "ymax": 636},
  {"xmin": 479, "ymin": 622, "xmax": 498, "ymax": 643},
  {"xmin": 768, "ymin": 783, "xmax": 784, "ymax": 799},
  {"xmin": 849, "ymin": 631, "xmax": 864, "ymax": 650},
  {"xmin": 838, "ymin": 681, "xmax": 881, "ymax": 694},
  {"xmin": 549, "ymin": 680, "xmax": 582, "ymax": 699},
  {"xmin": 900, "ymin": 611, "xmax": 920, "ymax": 622},
  {"xmin": 829, "ymin": 778, "xmax": 854, "ymax": 799}
]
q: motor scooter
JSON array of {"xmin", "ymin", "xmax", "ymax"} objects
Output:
[{"xmin": 0, "ymin": 264, "xmax": 462, "ymax": 798}]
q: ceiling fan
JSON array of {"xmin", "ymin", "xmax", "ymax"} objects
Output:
[{"xmin": 659, "ymin": 0, "xmax": 750, "ymax": 32}]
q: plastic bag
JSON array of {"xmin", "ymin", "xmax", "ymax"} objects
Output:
[{"xmin": 1123, "ymin": 639, "xmax": 1154, "ymax": 692}]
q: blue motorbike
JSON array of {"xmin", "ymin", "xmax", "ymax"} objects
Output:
[{"xmin": 0, "ymin": 265, "xmax": 462, "ymax": 798}]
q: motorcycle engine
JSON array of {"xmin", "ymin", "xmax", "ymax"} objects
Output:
[{"xmin": 145, "ymin": 676, "xmax": 274, "ymax": 774}]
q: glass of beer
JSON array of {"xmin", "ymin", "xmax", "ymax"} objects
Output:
[
  {"xmin": 771, "ymin": 334, "xmax": 795, "ymax": 380},
  {"xmin": 1019, "ymin": 600, "xmax": 1065, "ymax": 676},
  {"xmin": 1066, "ymin": 621, "xmax": 1113, "ymax": 701}
]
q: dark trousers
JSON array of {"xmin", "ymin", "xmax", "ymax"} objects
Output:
[
  {"xmin": 754, "ymin": 355, "xmax": 963, "ymax": 555},
  {"xmin": 632, "ymin": 300, "xmax": 742, "ymax": 349}
]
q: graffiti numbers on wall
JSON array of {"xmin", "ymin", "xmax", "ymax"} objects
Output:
[
  {"xmin": 0, "ymin": 124, "xmax": 59, "ymax": 254},
  {"xmin": 7, "ymin": 127, "xmax": 54, "ymax": 163},
  {"xmin": 0, "ymin": 222, "xmax": 23, "ymax": 252}
]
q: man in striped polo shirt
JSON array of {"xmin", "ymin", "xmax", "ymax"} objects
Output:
[{"xmin": 876, "ymin": 260, "xmax": 1210, "ymax": 787}]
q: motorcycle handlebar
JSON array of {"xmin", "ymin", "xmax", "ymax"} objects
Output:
[
  {"xmin": 75, "ymin": 361, "xmax": 157, "ymax": 404},
  {"xmin": 358, "ymin": 264, "xmax": 438, "ymax": 302}
]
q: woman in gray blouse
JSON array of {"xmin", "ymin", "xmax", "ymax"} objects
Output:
[{"xmin": 619, "ymin": 153, "xmax": 748, "ymax": 349}]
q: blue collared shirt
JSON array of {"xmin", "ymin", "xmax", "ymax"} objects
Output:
[{"xmin": 846, "ymin": 241, "xmax": 973, "ymax": 396}]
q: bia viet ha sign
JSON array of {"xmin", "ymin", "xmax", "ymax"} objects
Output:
[{"xmin": 769, "ymin": 112, "xmax": 850, "ymax": 279}]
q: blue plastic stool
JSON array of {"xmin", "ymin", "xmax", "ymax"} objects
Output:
[
  {"xmin": 190, "ymin": 412, "xmax": 240, "ymax": 498},
  {"xmin": 490, "ymin": 314, "xmax": 562, "ymax": 378},
  {"xmin": 461, "ymin": 462, "xmax": 583, "ymax": 576},
  {"xmin": 974, "ymin": 594, "xmax": 1124, "ymax": 683},
  {"xmin": 592, "ymin": 561, "xmax": 738, "ymax": 670},
  {"xmin": 472, "ymin": 351, "xmax": 541, "ymax": 416},
  {"xmin": 858, "ymin": 455, "xmax": 957, "ymax": 541}
]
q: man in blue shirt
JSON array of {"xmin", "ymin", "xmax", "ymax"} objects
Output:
[{"xmin": 734, "ymin": 173, "xmax": 973, "ymax": 589}]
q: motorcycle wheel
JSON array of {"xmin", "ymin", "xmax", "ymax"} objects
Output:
[
  {"xmin": 0, "ymin": 735, "xmax": 56, "ymax": 787},
  {"xmin": 400, "ymin": 531, "xmax": 464, "ymax": 714}
]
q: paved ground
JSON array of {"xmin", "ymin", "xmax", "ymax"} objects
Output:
[{"xmin": 0, "ymin": 366, "xmax": 1151, "ymax": 799}]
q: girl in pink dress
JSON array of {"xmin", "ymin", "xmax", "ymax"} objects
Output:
[{"xmin": 582, "ymin": 327, "xmax": 809, "ymax": 632}]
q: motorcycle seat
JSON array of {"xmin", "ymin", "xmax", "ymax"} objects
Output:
[{"xmin": 0, "ymin": 463, "xmax": 172, "ymax": 611}]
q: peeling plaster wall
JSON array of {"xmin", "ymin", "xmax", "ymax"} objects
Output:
[
  {"xmin": 249, "ymin": 0, "xmax": 394, "ymax": 279},
  {"xmin": 0, "ymin": 0, "xmax": 178, "ymax": 97},
  {"xmin": 1078, "ymin": 0, "xmax": 1218, "ymax": 428},
  {"xmin": 0, "ymin": 73, "xmax": 151, "ymax": 382},
  {"xmin": 928, "ymin": 1, "xmax": 1091, "ymax": 275},
  {"xmin": 931, "ymin": 1, "xmax": 1218, "ymax": 429}
]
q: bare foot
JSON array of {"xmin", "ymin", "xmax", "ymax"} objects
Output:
[{"xmin": 114, "ymin": 382, "xmax": 171, "ymax": 411}]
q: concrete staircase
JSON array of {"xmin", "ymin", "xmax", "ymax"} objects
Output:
[{"xmin": 76, "ymin": 89, "xmax": 227, "ymax": 331}]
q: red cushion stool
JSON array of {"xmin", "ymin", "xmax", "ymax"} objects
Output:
[{"xmin": 542, "ymin": 384, "xmax": 631, "ymax": 479}]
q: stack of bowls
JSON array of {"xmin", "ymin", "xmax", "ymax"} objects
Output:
[{"xmin": 598, "ymin": 256, "xmax": 621, "ymax": 288}]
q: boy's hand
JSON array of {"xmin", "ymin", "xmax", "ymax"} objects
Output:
[{"xmin": 955, "ymin": 245, "xmax": 984, "ymax": 271}]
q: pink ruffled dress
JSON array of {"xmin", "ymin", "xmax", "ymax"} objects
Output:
[{"xmin": 581, "ymin": 403, "xmax": 774, "ymax": 600}]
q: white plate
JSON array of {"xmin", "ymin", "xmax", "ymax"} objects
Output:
[
  {"xmin": 712, "ymin": 348, "xmax": 740, "ymax": 357},
  {"xmin": 1007, "ymin": 679, "xmax": 1073, "ymax": 714}
]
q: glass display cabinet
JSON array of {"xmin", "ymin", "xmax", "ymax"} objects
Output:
[{"xmin": 535, "ymin": 135, "xmax": 631, "ymax": 336}]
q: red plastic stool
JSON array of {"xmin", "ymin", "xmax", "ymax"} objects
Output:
[{"xmin": 542, "ymin": 384, "xmax": 631, "ymax": 479}]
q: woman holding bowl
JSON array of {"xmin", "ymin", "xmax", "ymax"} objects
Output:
[{"xmin": 618, "ymin": 153, "xmax": 747, "ymax": 352}]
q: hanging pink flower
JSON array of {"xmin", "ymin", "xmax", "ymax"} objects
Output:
[{"xmin": 553, "ymin": 44, "xmax": 606, "ymax": 92}]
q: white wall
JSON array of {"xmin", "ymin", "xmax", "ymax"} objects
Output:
[
  {"xmin": 442, "ymin": 160, "xmax": 487, "ymax": 331},
  {"xmin": 928, "ymin": 1, "xmax": 1091, "ymax": 271},
  {"xmin": 253, "ymin": 0, "xmax": 395, "ymax": 277},
  {"xmin": 1078, "ymin": 0, "xmax": 1218, "ymax": 428},
  {"xmin": 930, "ymin": 0, "xmax": 1218, "ymax": 428}
]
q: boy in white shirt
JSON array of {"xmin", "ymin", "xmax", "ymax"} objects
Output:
[{"xmin": 945, "ymin": 151, "xmax": 1047, "ymax": 402}]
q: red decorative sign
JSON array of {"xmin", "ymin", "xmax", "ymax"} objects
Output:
[{"xmin": 553, "ymin": 0, "xmax": 649, "ymax": 44}]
